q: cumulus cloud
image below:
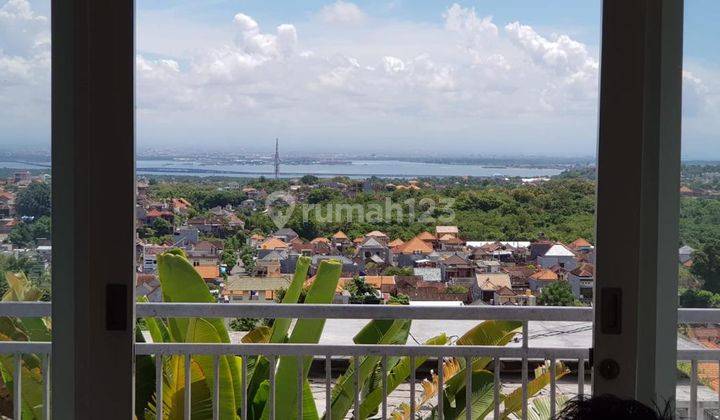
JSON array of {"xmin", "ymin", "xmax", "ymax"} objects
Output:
[
  {"xmin": 0, "ymin": 0, "xmax": 50, "ymax": 142},
  {"xmin": 444, "ymin": 3, "xmax": 498, "ymax": 37},
  {"xmin": 319, "ymin": 1, "xmax": 366, "ymax": 24},
  {"xmin": 3, "ymin": 1, "xmax": 718, "ymax": 155}
]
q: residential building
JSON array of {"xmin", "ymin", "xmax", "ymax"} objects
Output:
[
  {"xmin": 222, "ymin": 275, "xmax": 292, "ymax": 302},
  {"xmin": 537, "ymin": 243, "xmax": 578, "ymax": 271},
  {"xmin": 528, "ymin": 268, "xmax": 560, "ymax": 293},
  {"xmin": 439, "ymin": 254, "xmax": 475, "ymax": 282},
  {"xmin": 568, "ymin": 263, "xmax": 595, "ymax": 302},
  {"xmin": 473, "ymin": 272, "xmax": 513, "ymax": 303}
]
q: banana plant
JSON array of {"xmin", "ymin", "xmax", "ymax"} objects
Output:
[
  {"xmin": 138, "ymin": 248, "xmax": 243, "ymax": 419},
  {"xmin": 0, "ymin": 272, "xmax": 52, "ymax": 420},
  {"xmin": 137, "ymin": 251, "xmax": 343, "ymax": 420},
  {"xmin": 137, "ymin": 250, "xmax": 572, "ymax": 420},
  {"xmin": 390, "ymin": 358, "xmax": 570, "ymax": 419}
]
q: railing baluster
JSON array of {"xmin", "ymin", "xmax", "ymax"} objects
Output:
[
  {"xmin": 325, "ymin": 355, "xmax": 332, "ymax": 420},
  {"xmin": 156, "ymin": 354, "xmax": 163, "ymax": 420},
  {"xmin": 494, "ymin": 357, "xmax": 500, "ymax": 420},
  {"xmin": 410, "ymin": 355, "xmax": 416, "ymax": 419},
  {"xmin": 522, "ymin": 321, "xmax": 529, "ymax": 420},
  {"xmin": 691, "ymin": 359, "xmax": 698, "ymax": 420},
  {"xmin": 437, "ymin": 356, "xmax": 444, "ymax": 420},
  {"xmin": 14, "ymin": 352, "xmax": 22, "ymax": 420},
  {"xmin": 269, "ymin": 355, "xmax": 276, "ymax": 420},
  {"xmin": 43, "ymin": 352, "xmax": 50, "ymax": 420},
  {"xmin": 184, "ymin": 354, "xmax": 191, "ymax": 420},
  {"xmin": 550, "ymin": 357, "xmax": 556, "ymax": 418},
  {"xmin": 465, "ymin": 356, "xmax": 472, "ymax": 420},
  {"xmin": 242, "ymin": 355, "xmax": 248, "ymax": 420},
  {"xmin": 297, "ymin": 356, "xmax": 304, "ymax": 420},
  {"xmin": 354, "ymin": 356, "xmax": 360, "ymax": 420},
  {"xmin": 578, "ymin": 357, "xmax": 585, "ymax": 397},
  {"xmin": 381, "ymin": 355, "xmax": 388, "ymax": 420},
  {"xmin": 213, "ymin": 354, "xmax": 220, "ymax": 420}
]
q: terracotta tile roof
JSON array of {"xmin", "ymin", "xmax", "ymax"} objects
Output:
[
  {"xmin": 311, "ymin": 237, "xmax": 330, "ymax": 244},
  {"xmin": 194, "ymin": 265, "xmax": 220, "ymax": 280},
  {"xmin": 353, "ymin": 236, "xmax": 365, "ymax": 244},
  {"xmin": 399, "ymin": 236, "xmax": 433, "ymax": 254},
  {"xmin": 388, "ymin": 238, "xmax": 405, "ymax": 247},
  {"xmin": 435, "ymin": 226, "xmax": 459, "ymax": 235},
  {"xmin": 260, "ymin": 237, "xmax": 288, "ymax": 250},
  {"xmin": 251, "ymin": 234, "xmax": 265, "ymax": 240},
  {"xmin": 440, "ymin": 235, "xmax": 463, "ymax": 244},
  {"xmin": 416, "ymin": 231, "xmax": 436, "ymax": 241},
  {"xmin": 476, "ymin": 273, "xmax": 512, "ymax": 291},
  {"xmin": 366, "ymin": 230, "xmax": 388, "ymax": 238},
  {"xmin": 570, "ymin": 263, "xmax": 594, "ymax": 277},
  {"xmin": 530, "ymin": 269, "xmax": 559, "ymax": 282},
  {"xmin": 441, "ymin": 253, "xmax": 470, "ymax": 265},
  {"xmin": 332, "ymin": 231, "xmax": 349, "ymax": 240},
  {"xmin": 569, "ymin": 238, "xmax": 592, "ymax": 249},
  {"xmin": 172, "ymin": 198, "xmax": 191, "ymax": 209},
  {"xmin": 340, "ymin": 276, "xmax": 396, "ymax": 290}
]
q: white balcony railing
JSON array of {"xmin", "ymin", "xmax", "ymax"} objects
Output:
[{"xmin": 0, "ymin": 303, "xmax": 719, "ymax": 419}]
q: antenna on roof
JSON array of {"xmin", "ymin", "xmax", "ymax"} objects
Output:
[{"xmin": 274, "ymin": 138, "xmax": 280, "ymax": 180}]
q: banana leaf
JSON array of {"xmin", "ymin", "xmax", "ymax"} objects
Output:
[
  {"xmin": 269, "ymin": 256, "xmax": 311, "ymax": 342},
  {"xmin": 499, "ymin": 361, "xmax": 570, "ymax": 419},
  {"xmin": 138, "ymin": 296, "xmax": 171, "ymax": 343},
  {"xmin": 328, "ymin": 318, "xmax": 411, "ymax": 420},
  {"xmin": 150, "ymin": 355, "xmax": 214, "ymax": 420},
  {"xmin": 260, "ymin": 259, "xmax": 342, "ymax": 420},
  {"xmin": 358, "ymin": 334, "xmax": 449, "ymax": 419},
  {"xmin": 136, "ymin": 328, "xmax": 157, "ymax": 419},
  {"xmin": 526, "ymin": 394, "xmax": 570, "ymax": 420},
  {"xmin": 442, "ymin": 320, "xmax": 521, "ymax": 404},
  {"xmin": 440, "ymin": 370, "xmax": 496, "ymax": 420},
  {"xmin": 185, "ymin": 318, "xmax": 239, "ymax": 419},
  {"xmin": 0, "ymin": 353, "xmax": 45, "ymax": 419},
  {"xmin": 242, "ymin": 326, "xmax": 272, "ymax": 343},
  {"xmin": 245, "ymin": 256, "xmax": 311, "ymax": 416},
  {"xmin": 3, "ymin": 273, "xmax": 51, "ymax": 343},
  {"xmin": 157, "ymin": 250, "xmax": 243, "ymax": 411}
]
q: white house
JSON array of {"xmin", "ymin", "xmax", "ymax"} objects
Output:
[{"xmin": 537, "ymin": 244, "xmax": 578, "ymax": 270}]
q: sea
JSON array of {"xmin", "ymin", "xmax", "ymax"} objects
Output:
[{"xmin": 0, "ymin": 159, "xmax": 563, "ymax": 179}]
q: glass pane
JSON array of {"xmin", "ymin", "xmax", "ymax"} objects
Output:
[
  {"xmin": 677, "ymin": 1, "xmax": 720, "ymax": 418},
  {"xmin": 0, "ymin": 0, "xmax": 52, "ymax": 416},
  {"xmin": 135, "ymin": 1, "xmax": 600, "ymax": 417}
]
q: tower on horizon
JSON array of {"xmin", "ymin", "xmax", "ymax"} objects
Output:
[{"xmin": 274, "ymin": 138, "xmax": 280, "ymax": 179}]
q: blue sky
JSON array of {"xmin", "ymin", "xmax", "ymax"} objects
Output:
[{"xmin": 1, "ymin": 0, "xmax": 719, "ymax": 158}]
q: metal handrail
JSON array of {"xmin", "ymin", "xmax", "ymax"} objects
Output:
[{"xmin": 0, "ymin": 301, "xmax": 717, "ymax": 324}]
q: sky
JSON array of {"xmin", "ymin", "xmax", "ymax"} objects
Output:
[{"xmin": 0, "ymin": 0, "xmax": 718, "ymax": 158}]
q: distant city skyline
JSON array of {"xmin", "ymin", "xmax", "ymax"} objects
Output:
[{"xmin": 0, "ymin": 0, "xmax": 718, "ymax": 158}]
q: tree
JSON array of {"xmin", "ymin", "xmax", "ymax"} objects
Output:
[
  {"xmin": 151, "ymin": 217, "xmax": 173, "ymax": 236},
  {"xmin": 300, "ymin": 175, "xmax": 319, "ymax": 185},
  {"xmin": 221, "ymin": 249, "xmax": 238, "ymax": 274},
  {"xmin": 307, "ymin": 187, "xmax": 341, "ymax": 204},
  {"xmin": 29, "ymin": 216, "xmax": 51, "ymax": 240},
  {"xmin": 345, "ymin": 276, "xmax": 381, "ymax": 304},
  {"xmin": 691, "ymin": 239, "xmax": 720, "ymax": 293},
  {"xmin": 679, "ymin": 288, "xmax": 720, "ymax": 308},
  {"xmin": 538, "ymin": 281, "xmax": 579, "ymax": 306},
  {"xmin": 15, "ymin": 182, "xmax": 51, "ymax": 218},
  {"xmin": 387, "ymin": 293, "xmax": 410, "ymax": 305},
  {"xmin": 7, "ymin": 223, "xmax": 33, "ymax": 247}
]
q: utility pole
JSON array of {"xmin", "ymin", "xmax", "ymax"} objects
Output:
[{"xmin": 274, "ymin": 138, "xmax": 280, "ymax": 179}]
